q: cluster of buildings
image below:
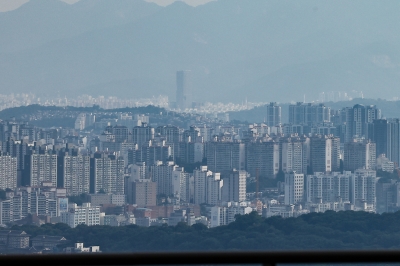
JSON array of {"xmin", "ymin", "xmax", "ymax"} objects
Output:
[
  {"xmin": 1, "ymin": 82, "xmax": 400, "ymax": 229},
  {"xmin": 0, "ymin": 230, "xmax": 99, "ymax": 254}
]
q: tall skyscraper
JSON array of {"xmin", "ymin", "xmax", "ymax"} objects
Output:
[
  {"xmin": 344, "ymin": 104, "xmax": 381, "ymax": 143},
  {"xmin": 266, "ymin": 102, "xmax": 281, "ymax": 127},
  {"xmin": 176, "ymin": 70, "xmax": 192, "ymax": 110},
  {"xmin": 371, "ymin": 118, "xmax": 400, "ymax": 166}
]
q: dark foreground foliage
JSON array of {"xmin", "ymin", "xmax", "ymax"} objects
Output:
[{"xmin": 9, "ymin": 211, "xmax": 400, "ymax": 252}]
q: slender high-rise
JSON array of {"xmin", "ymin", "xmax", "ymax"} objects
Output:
[
  {"xmin": 176, "ymin": 70, "xmax": 192, "ymax": 110},
  {"xmin": 266, "ymin": 102, "xmax": 281, "ymax": 127}
]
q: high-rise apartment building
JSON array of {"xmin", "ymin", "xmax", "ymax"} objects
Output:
[
  {"xmin": 246, "ymin": 140, "xmax": 279, "ymax": 178},
  {"xmin": 25, "ymin": 153, "xmax": 58, "ymax": 187},
  {"xmin": 112, "ymin": 126, "xmax": 129, "ymax": 143},
  {"xmin": 266, "ymin": 102, "xmax": 281, "ymax": 127},
  {"xmin": 306, "ymin": 171, "xmax": 351, "ymax": 203},
  {"xmin": 128, "ymin": 180, "xmax": 157, "ymax": 207},
  {"xmin": 289, "ymin": 103, "xmax": 330, "ymax": 126},
  {"xmin": 150, "ymin": 161, "xmax": 175, "ymax": 196},
  {"xmin": 172, "ymin": 166, "xmax": 193, "ymax": 203},
  {"xmin": 284, "ymin": 171, "xmax": 304, "ymax": 205},
  {"xmin": 343, "ymin": 140, "xmax": 376, "ymax": 172},
  {"xmin": 206, "ymin": 141, "xmax": 245, "ymax": 173},
  {"xmin": 57, "ymin": 153, "xmax": 90, "ymax": 196},
  {"xmin": 371, "ymin": 118, "xmax": 400, "ymax": 166},
  {"xmin": 90, "ymin": 153, "xmax": 125, "ymax": 194},
  {"xmin": 61, "ymin": 203, "xmax": 101, "ymax": 228},
  {"xmin": 351, "ymin": 169, "xmax": 377, "ymax": 210},
  {"xmin": 221, "ymin": 170, "xmax": 246, "ymax": 203},
  {"xmin": 344, "ymin": 104, "xmax": 381, "ymax": 143},
  {"xmin": 132, "ymin": 123, "xmax": 154, "ymax": 147},
  {"xmin": 193, "ymin": 166, "xmax": 212, "ymax": 205},
  {"xmin": 156, "ymin": 125, "xmax": 181, "ymax": 160},
  {"xmin": 0, "ymin": 155, "xmax": 17, "ymax": 190},
  {"xmin": 176, "ymin": 70, "xmax": 192, "ymax": 110},
  {"xmin": 193, "ymin": 167, "xmax": 223, "ymax": 205},
  {"xmin": 309, "ymin": 135, "xmax": 340, "ymax": 173},
  {"xmin": 2, "ymin": 138, "xmax": 30, "ymax": 171},
  {"xmin": 280, "ymin": 136, "xmax": 309, "ymax": 175}
]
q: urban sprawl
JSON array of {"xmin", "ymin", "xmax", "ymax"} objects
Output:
[{"xmin": 0, "ymin": 72, "xmax": 397, "ymax": 253}]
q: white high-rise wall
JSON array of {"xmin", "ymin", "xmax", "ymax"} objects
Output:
[
  {"xmin": 281, "ymin": 137, "xmax": 309, "ymax": 174},
  {"xmin": 193, "ymin": 166, "xmax": 211, "ymax": 205},
  {"xmin": 306, "ymin": 171, "xmax": 351, "ymax": 203},
  {"xmin": 351, "ymin": 169, "xmax": 377, "ymax": 209},
  {"xmin": 92, "ymin": 155, "xmax": 125, "ymax": 194},
  {"xmin": 210, "ymin": 203, "xmax": 252, "ymax": 228},
  {"xmin": 284, "ymin": 172, "xmax": 304, "ymax": 205},
  {"xmin": 61, "ymin": 203, "xmax": 101, "ymax": 228},
  {"xmin": 29, "ymin": 154, "xmax": 57, "ymax": 187},
  {"xmin": 62, "ymin": 155, "xmax": 90, "ymax": 196},
  {"xmin": 172, "ymin": 166, "xmax": 193, "ymax": 203},
  {"xmin": 0, "ymin": 155, "xmax": 17, "ymax": 190}
]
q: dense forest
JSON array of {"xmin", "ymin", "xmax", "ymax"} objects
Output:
[{"xmin": 9, "ymin": 210, "xmax": 400, "ymax": 252}]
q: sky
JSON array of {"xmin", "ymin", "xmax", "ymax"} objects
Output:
[{"xmin": 0, "ymin": 0, "xmax": 215, "ymax": 12}]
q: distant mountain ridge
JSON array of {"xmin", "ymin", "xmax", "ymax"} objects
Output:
[{"xmin": 1, "ymin": 0, "xmax": 400, "ymax": 103}]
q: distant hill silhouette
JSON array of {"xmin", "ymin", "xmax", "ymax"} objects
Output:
[{"xmin": 1, "ymin": 0, "xmax": 400, "ymax": 103}]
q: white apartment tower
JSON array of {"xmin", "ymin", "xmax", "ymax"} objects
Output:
[
  {"xmin": 281, "ymin": 136, "xmax": 309, "ymax": 174},
  {"xmin": 193, "ymin": 166, "xmax": 212, "ymax": 205},
  {"xmin": 172, "ymin": 166, "xmax": 193, "ymax": 203},
  {"xmin": 27, "ymin": 153, "xmax": 57, "ymax": 187},
  {"xmin": 59, "ymin": 154, "xmax": 90, "ymax": 196},
  {"xmin": 351, "ymin": 169, "xmax": 377, "ymax": 210},
  {"xmin": 306, "ymin": 171, "xmax": 351, "ymax": 203},
  {"xmin": 284, "ymin": 171, "xmax": 304, "ymax": 205},
  {"xmin": 61, "ymin": 203, "xmax": 101, "ymax": 228},
  {"xmin": 90, "ymin": 154, "xmax": 125, "ymax": 194},
  {"xmin": 0, "ymin": 155, "xmax": 17, "ymax": 190}
]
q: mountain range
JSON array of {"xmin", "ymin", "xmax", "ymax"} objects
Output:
[{"xmin": 1, "ymin": 0, "xmax": 400, "ymax": 103}]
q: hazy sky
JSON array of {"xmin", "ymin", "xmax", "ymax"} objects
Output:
[{"xmin": 0, "ymin": 0, "xmax": 215, "ymax": 12}]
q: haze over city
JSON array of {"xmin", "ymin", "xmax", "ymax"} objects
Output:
[
  {"xmin": 1, "ymin": 0, "xmax": 400, "ymax": 258},
  {"xmin": 1, "ymin": 0, "xmax": 400, "ymax": 103}
]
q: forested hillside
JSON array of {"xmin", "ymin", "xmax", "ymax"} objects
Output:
[{"xmin": 10, "ymin": 211, "xmax": 400, "ymax": 252}]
